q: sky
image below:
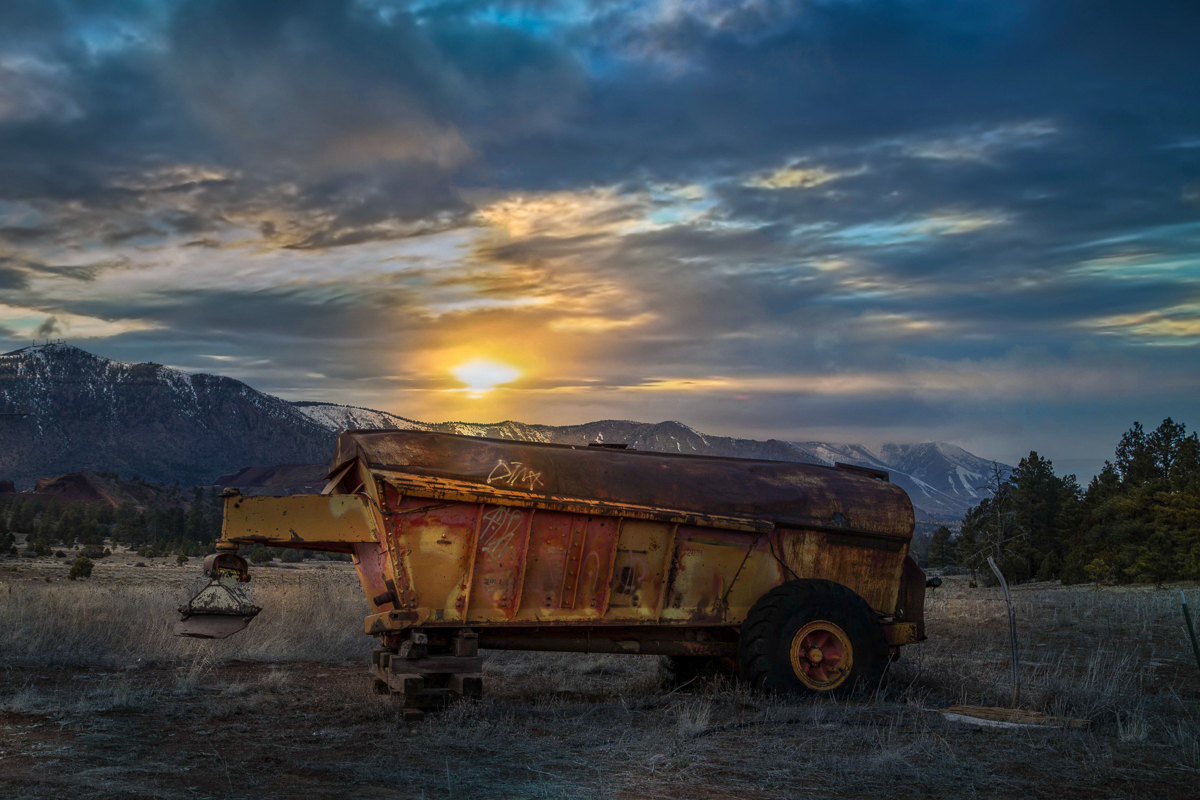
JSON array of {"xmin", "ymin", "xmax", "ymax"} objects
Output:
[{"xmin": 0, "ymin": 0, "xmax": 1197, "ymax": 478}]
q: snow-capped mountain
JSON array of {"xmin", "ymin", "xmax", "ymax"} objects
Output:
[
  {"xmin": 295, "ymin": 402, "xmax": 1004, "ymax": 520},
  {"xmin": 0, "ymin": 345, "xmax": 1003, "ymax": 519},
  {"xmin": 0, "ymin": 344, "xmax": 334, "ymax": 487},
  {"xmin": 794, "ymin": 441, "xmax": 997, "ymax": 521}
]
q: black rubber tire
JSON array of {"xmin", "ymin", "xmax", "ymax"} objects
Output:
[{"xmin": 737, "ymin": 579, "xmax": 889, "ymax": 697}]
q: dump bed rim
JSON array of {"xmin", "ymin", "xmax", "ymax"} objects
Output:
[
  {"xmin": 327, "ymin": 429, "xmax": 915, "ymax": 539},
  {"xmin": 333, "ymin": 427, "xmax": 882, "ymax": 474}
]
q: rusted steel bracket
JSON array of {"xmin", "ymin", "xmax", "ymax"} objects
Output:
[
  {"xmin": 882, "ymin": 622, "xmax": 920, "ymax": 646},
  {"xmin": 372, "ymin": 471, "xmax": 775, "ymax": 535},
  {"xmin": 218, "ymin": 491, "xmax": 382, "ymax": 549},
  {"xmin": 477, "ymin": 626, "xmax": 739, "ymax": 658}
]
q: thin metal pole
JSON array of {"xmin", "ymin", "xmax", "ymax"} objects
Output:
[
  {"xmin": 1181, "ymin": 590, "xmax": 1200, "ymax": 672},
  {"xmin": 988, "ymin": 555, "xmax": 1020, "ymax": 707}
]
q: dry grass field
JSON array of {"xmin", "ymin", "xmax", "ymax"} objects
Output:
[{"xmin": 2, "ymin": 550, "xmax": 1200, "ymax": 799}]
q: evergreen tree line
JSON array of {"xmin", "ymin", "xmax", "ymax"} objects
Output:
[
  {"xmin": 926, "ymin": 418, "xmax": 1200, "ymax": 586},
  {"xmin": 0, "ymin": 486, "xmax": 224, "ymax": 558}
]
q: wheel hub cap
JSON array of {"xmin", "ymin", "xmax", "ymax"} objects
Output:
[{"xmin": 789, "ymin": 621, "xmax": 853, "ymax": 690}]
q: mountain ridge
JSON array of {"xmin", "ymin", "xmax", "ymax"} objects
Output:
[
  {"xmin": 0, "ymin": 344, "xmax": 1003, "ymax": 520},
  {"xmin": 293, "ymin": 401, "xmax": 1002, "ymax": 520},
  {"xmin": 0, "ymin": 343, "xmax": 335, "ymax": 487}
]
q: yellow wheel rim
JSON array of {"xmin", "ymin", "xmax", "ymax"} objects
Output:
[{"xmin": 789, "ymin": 620, "xmax": 853, "ymax": 690}]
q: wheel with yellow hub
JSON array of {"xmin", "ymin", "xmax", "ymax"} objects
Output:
[{"xmin": 738, "ymin": 579, "xmax": 888, "ymax": 697}]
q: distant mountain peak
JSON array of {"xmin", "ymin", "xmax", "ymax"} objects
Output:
[
  {"xmin": 0, "ymin": 344, "xmax": 334, "ymax": 489},
  {"xmin": 0, "ymin": 344, "xmax": 1005, "ymax": 520},
  {"xmin": 294, "ymin": 402, "xmax": 1006, "ymax": 520}
]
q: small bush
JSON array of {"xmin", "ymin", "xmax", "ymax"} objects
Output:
[
  {"xmin": 54, "ymin": 550, "xmax": 66, "ymax": 558},
  {"xmin": 281, "ymin": 548, "xmax": 304, "ymax": 563},
  {"xmin": 67, "ymin": 556, "xmax": 94, "ymax": 580},
  {"xmin": 176, "ymin": 554, "xmax": 188, "ymax": 566},
  {"xmin": 1036, "ymin": 551, "xmax": 1062, "ymax": 582},
  {"xmin": 249, "ymin": 548, "xmax": 273, "ymax": 564}
]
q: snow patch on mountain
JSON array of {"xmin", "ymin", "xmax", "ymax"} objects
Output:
[
  {"xmin": 295, "ymin": 402, "xmax": 1007, "ymax": 520},
  {"xmin": 0, "ymin": 343, "xmax": 334, "ymax": 488}
]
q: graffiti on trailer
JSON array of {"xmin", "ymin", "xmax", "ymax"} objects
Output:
[
  {"xmin": 615, "ymin": 555, "xmax": 648, "ymax": 594},
  {"xmin": 581, "ymin": 550, "xmax": 602, "ymax": 605},
  {"xmin": 480, "ymin": 506, "xmax": 526, "ymax": 558},
  {"xmin": 486, "ymin": 459, "xmax": 545, "ymax": 491}
]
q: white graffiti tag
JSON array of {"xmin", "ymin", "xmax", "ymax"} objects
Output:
[
  {"xmin": 486, "ymin": 459, "xmax": 545, "ymax": 490},
  {"xmin": 480, "ymin": 506, "xmax": 526, "ymax": 558}
]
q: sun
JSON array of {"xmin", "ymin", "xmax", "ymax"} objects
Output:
[{"xmin": 451, "ymin": 359, "xmax": 520, "ymax": 398}]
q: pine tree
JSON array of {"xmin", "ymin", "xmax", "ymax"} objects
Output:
[
  {"xmin": 928, "ymin": 526, "xmax": 955, "ymax": 568},
  {"xmin": 185, "ymin": 488, "xmax": 209, "ymax": 543},
  {"xmin": 1063, "ymin": 418, "xmax": 1200, "ymax": 584}
]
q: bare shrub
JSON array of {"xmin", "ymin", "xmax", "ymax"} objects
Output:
[
  {"xmin": 66, "ymin": 555, "xmax": 92, "ymax": 580},
  {"xmin": 175, "ymin": 652, "xmax": 215, "ymax": 694},
  {"xmin": 674, "ymin": 697, "xmax": 714, "ymax": 738}
]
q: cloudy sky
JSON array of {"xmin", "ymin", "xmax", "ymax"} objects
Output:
[{"xmin": 1, "ymin": 0, "xmax": 1197, "ymax": 476}]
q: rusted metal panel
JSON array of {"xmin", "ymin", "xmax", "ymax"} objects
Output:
[
  {"xmin": 477, "ymin": 625, "xmax": 740, "ymax": 657},
  {"xmin": 603, "ymin": 519, "xmax": 674, "ymax": 622},
  {"xmin": 559, "ymin": 515, "xmax": 589, "ymax": 609},
  {"xmin": 660, "ymin": 526, "xmax": 779, "ymax": 624},
  {"xmin": 510, "ymin": 513, "xmax": 624, "ymax": 623},
  {"xmin": 895, "ymin": 555, "xmax": 928, "ymax": 640},
  {"xmin": 883, "ymin": 622, "xmax": 920, "ymax": 646},
  {"xmin": 387, "ymin": 494, "xmax": 480, "ymax": 623},
  {"xmin": 376, "ymin": 469, "xmax": 771, "ymax": 533},
  {"xmin": 580, "ymin": 516, "xmax": 620, "ymax": 615},
  {"xmin": 330, "ymin": 430, "xmax": 913, "ymax": 537},
  {"xmin": 352, "ymin": 541, "xmax": 393, "ymax": 614},
  {"xmin": 223, "ymin": 493, "xmax": 380, "ymax": 545},
  {"xmin": 778, "ymin": 527, "xmax": 909, "ymax": 613},
  {"xmin": 468, "ymin": 504, "xmax": 534, "ymax": 620},
  {"xmin": 516, "ymin": 509, "xmax": 575, "ymax": 617},
  {"xmin": 211, "ymin": 429, "xmax": 923, "ymax": 658}
]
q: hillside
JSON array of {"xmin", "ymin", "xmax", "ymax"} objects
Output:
[
  {"xmin": 0, "ymin": 344, "xmax": 335, "ymax": 488},
  {"xmin": 0, "ymin": 345, "xmax": 1002, "ymax": 519},
  {"xmin": 27, "ymin": 471, "xmax": 184, "ymax": 508}
]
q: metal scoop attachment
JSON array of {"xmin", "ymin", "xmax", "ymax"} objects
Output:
[{"xmin": 175, "ymin": 550, "xmax": 261, "ymax": 639}]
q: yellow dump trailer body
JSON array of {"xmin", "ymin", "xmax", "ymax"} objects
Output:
[{"xmin": 213, "ymin": 430, "xmax": 924, "ymax": 659}]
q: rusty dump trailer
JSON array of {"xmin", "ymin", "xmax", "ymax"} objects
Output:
[{"xmin": 179, "ymin": 430, "xmax": 927, "ymax": 711}]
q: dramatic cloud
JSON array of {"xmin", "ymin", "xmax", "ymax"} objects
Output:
[{"xmin": 0, "ymin": 0, "xmax": 1197, "ymax": 474}]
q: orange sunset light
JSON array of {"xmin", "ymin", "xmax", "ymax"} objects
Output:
[{"xmin": 451, "ymin": 359, "xmax": 521, "ymax": 398}]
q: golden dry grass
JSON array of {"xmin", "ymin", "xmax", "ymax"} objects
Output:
[
  {"xmin": 2, "ymin": 560, "xmax": 1200, "ymax": 798},
  {"xmin": 0, "ymin": 556, "xmax": 371, "ymax": 666}
]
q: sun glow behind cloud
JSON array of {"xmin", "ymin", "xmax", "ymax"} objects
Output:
[{"xmin": 451, "ymin": 359, "xmax": 521, "ymax": 398}]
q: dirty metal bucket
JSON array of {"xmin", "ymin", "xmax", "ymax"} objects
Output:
[{"xmin": 174, "ymin": 552, "xmax": 261, "ymax": 639}]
